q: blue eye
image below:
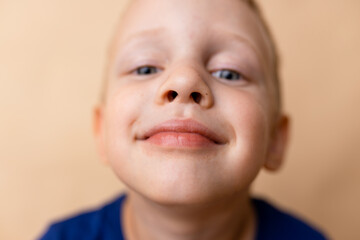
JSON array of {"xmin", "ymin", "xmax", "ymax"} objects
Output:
[
  {"xmin": 135, "ymin": 66, "xmax": 159, "ymax": 75},
  {"xmin": 212, "ymin": 69, "xmax": 242, "ymax": 81}
]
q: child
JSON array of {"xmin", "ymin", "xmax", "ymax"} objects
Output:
[{"xmin": 39, "ymin": 0, "xmax": 328, "ymax": 239}]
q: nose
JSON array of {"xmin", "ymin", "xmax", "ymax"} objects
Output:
[{"xmin": 155, "ymin": 65, "xmax": 214, "ymax": 108}]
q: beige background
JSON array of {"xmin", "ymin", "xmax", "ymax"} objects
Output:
[{"xmin": 1, "ymin": 0, "xmax": 359, "ymax": 239}]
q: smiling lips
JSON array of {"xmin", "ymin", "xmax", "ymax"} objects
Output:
[{"xmin": 139, "ymin": 119, "xmax": 226, "ymax": 148}]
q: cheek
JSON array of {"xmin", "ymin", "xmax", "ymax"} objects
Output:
[
  {"xmin": 105, "ymin": 79, "xmax": 155, "ymax": 133},
  {"xmin": 106, "ymin": 86, "xmax": 140, "ymax": 139},
  {"xmin": 220, "ymin": 90, "xmax": 270, "ymax": 185},
  {"xmin": 103, "ymin": 84, "xmax": 148, "ymax": 177}
]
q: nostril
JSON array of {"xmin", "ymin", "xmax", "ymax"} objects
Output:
[
  {"xmin": 167, "ymin": 90, "xmax": 178, "ymax": 102},
  {"xmin": 191, "ymin": 92, "xmax": 202, "ymax": 104}
]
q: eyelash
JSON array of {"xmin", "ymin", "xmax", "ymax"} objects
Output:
[
  {"xmin": 211, "ymin": 69, "xmax": 243, "ymax": 81},
  {"xmin": 133, "ymin": 66, "xmax": 244, "ymax": 82},
  {"xmin": 134, "ymin": 66, "xmax": 160, "ymax": 75}
]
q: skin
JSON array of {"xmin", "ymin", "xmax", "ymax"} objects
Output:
[{"xmin": 94, "ymin": 0, "xmax": 290, "ymax": 239}]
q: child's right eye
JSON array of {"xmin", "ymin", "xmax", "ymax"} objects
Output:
[{"xmin": 135, "ymin": 66, "xmax": 159, "ymax": 75}]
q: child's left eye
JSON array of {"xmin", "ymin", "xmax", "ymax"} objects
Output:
[
  {"xmin": 135, "ymin": 66, "xmax": 159, "ymax": 75},
  {"xmin": 212, "ymin": 69, "xmax": 242, "ymax": 81}
]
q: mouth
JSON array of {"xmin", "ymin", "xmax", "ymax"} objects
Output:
[{"xmin": 137, "ymin": 119, "xmax": 226, "ymax": 147}]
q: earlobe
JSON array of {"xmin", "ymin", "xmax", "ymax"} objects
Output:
[
  {"xmin": 264, "ymin": 115, "xmax": 290, "ymax": 171},
  {"xmin": 93, "ymin": 105, "xmax": 108, "ymax": 164}
]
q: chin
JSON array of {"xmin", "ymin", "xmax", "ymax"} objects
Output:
[
  {"xmin": 158, "ymin": 187, "xmax": 211, "ymax": 205},
  {"xmin": 143, "ymin": 190, "xmax": 220, "ymax": 206},
  {"xmin": 131, "ymin": 177, "xmax": 243, "ymax": 207},
  {"xmin": 112, "ymin": 151, "xmax": 256, "ymax": 206}
]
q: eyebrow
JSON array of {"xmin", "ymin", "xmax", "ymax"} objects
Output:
[
  {"xmin": 117, "ymin": 26, "xmax": 269, "ymax": 75},
  {"xmin": 121, "ymin": 27, "xmax": 167, "ymax": 44},
  {"xmin": 218, "ymin": 29, "xmax": 268, "ymax": 69}
]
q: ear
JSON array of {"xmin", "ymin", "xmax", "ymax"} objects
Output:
[
  {"xmin": 93, "ymin": 105, "xmax": 108, "ymax": 164},
  {"xmin": 264, "ymin": 114, "xmax": 290, "ymax": 171}
]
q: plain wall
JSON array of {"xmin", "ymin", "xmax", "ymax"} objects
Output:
[{"xmin": 1, "ymin": 0, "xmax": 359, "ymax": 239}]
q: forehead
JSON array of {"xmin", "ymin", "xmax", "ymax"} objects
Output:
[{"xmin": 113, "ymin": 0, "xmax": 271, "ymax": 64}]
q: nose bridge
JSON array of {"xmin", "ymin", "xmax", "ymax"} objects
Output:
[{"xmin": 155, "ymin": 64, "xmax": 214, "ymax": 108}]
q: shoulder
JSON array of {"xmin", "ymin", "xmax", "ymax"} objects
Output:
[
  {"xmin": 252, "ymin": 198, "xmax": 329, "ymax": 240},
  {"xmin": 38, "ymin": 194, "xmax": 126, "ymax": 240}
]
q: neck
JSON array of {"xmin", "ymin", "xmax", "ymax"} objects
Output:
[{"xmin": 122, "ymin": 190, "xmax": 256, "ymax": 240}]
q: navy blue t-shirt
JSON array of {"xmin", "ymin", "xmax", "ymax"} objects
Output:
[{"xmin": 39, "ymin": 194, "xmax": 327, "ymax": 240}]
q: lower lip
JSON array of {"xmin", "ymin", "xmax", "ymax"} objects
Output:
[{"xmin": 145, "ymin": 132, "xmax": 216, "ymax": 147}]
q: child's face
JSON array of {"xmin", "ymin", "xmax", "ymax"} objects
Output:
[{"xmin": 95, "ymin": 0, "xmax": 287, "ymax": 204}]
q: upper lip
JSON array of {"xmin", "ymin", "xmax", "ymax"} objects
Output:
[{"xmin": 138, "ymin": 119, "xmax": 226, "ymax": 145}]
